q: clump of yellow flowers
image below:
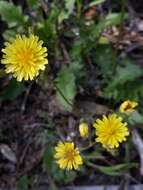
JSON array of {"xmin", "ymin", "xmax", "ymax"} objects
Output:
[
  {"xmin": 119, "ymin": 100, "xmax": 138, "ymax": 114},
  {"xmin": 1, "ymin": 33, "xmax": 135, "ymax": 171},
  {"xmin": 54, "ymin": 113, "xmax": 132, "ymax": 170},
  {"xmin": 54, "ymin": 114, "xmax": 131, "ymax": 170},
  {"xmin": 54, "ymin": 142, "xmax": 83, "ymax": 170},
  {"xmin": 1, "ymin": 34, "xmax": 48, "ymax": 81}
]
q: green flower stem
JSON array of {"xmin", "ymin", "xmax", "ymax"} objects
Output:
[
  {"xmin": 118, "ymin": 0, "xmax": 126, "ymax": 41},
  {"xmin": 76, "ymin": 0, "xmax": 82, "ymax": 19},
  {"xmin": 113, "ymin": 0, "xmax": 126, "ymax": 73},
  {"xmin": 121, "ymin": 0, "xmax": 126, "ymax": 25},
  {"xmin": 80, "ymin": 141, "xmax": 96, "ymax": 152}
]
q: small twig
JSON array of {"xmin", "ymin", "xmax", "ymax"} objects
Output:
[
  {"xmin": 126, "ymin": 173, "xmax": 141, "ymax": 184},
  {"xmin": 19, "ymin": 139, "xmax": 32, "ymax": 165},
  {"xmin": 132, "ymin": 128, "xmax": 143, "ymax": 175},
  {"xmin": 118, "ymin": 173, "xmax": 130, "ymax": 190},
  {"xmin": 23, "ymin": 123, "xmax": 49, "ymax": 129}
]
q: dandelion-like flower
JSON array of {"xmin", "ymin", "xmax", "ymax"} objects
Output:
[
  {"xmin": 93, "ymin": 114, "xmax": 129, "ymax": 149},
  {"xmin": 54, "ymin": 142, "xmax": 83, "ymax": 170},
  {"xmin": 79, "ymin": 122, "xmax": 89, "ymax": 138},
  {"xmin": 1, "ymin": 34, "xmax": 48, "ymax": 81},
  {"xmin": 119, "ymin": 100, "xmax": 138, "ymax": 114}
]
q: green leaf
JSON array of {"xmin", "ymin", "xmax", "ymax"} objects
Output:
[
  {"xmin": 58, "ymin": 0, "xmax": 75, "ymax": 23},
  {"xmin": 54, "ymin": 170, "xmax": 76, "ymax": 184},
  {"xmin": 3, "ymin": 29, "xmax": 17, "ymax": 40},
  {"xmin": 90, "ymin": 13, "xmax": 126, "ymax": 40},
  {"xmin": 128, "ymin": 111, "xmax": 143, "ymax": 125},
  {"xmin": 69, "ymin": 61, "xmax": 84, "ymax": 79},
  {"xmin": 93, "ymin": 45, "xmax": 116, "ymax": 79},
  {"xmin": 55, "ymin": 65, "xmax": 76, "ymax": 112},
  {"xmin": 1, "ymin": 79, "xmax": 25, "ymax": 100},
  {"xmin": 98, "ymin": 36, "xmax": 109, "ymax": 44},
  {"xmin": 65, "ymin": 0, "xmax": 75, "ymax": 15},
  {"xmin": 112, "ymin": 63, "xmax": 142, "ymax": 86},
  {"xmin": 43, "ymin": 146, "xmax": 54, "ymax": 171},
  {"xmin": 36, "ymin": 6, "xmax": 59, "ymax": 46},
  {"xmin": 88, "ymin": 162, "xmax": 138, "ymax": 176},
  {"xmin": 104, "ymin": 13, "xmax": 128, "ymax": 26},
  {"xmin": 84, "ymin": 151, "xmax": 105, "ymax": 160},
  {"xmin": 77, "ymin": 13, "xmax": 127, "ymax": 55},
  {"xmin": 89, "ymin": 0, "xmax": 106, "ymax": 7},
  {"xmin": 104, "ymin": 60, "xmax": 143, "ymax": 88},
  {"xmin": 3, "ymin": 25, "xmax": 25, "ymax": 40},
  {"xmin": 27, "ymin": 0, "xmax": 39, "ymax": 9},
  {"xmin": 0, "ymin": 1, "xmax": 27, "ymax": 27},
  {"xmin": 96, "ymin": 163, "xmax": 137, "ymax": 176},
  {"xmin": 103, "ymin": 60, "xmax": 143, "ymax": 100},
  {"xmin": 17, "ymin": 176, "xmax": 28, "ymax": 189}
]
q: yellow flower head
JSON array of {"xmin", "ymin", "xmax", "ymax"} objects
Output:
[
  {"xmin": 79, "ymin": 122, "xmax": 89, "ymax": 138},
  {"xmin": 93, "ymin": 114, "xmax": 129, "ymax": 149},
  {"xmin": 54, "ymin": 142, "xmax": 83, "ymax": 170},
  {"xmin": 119, "ymin": 100, "xmax": 138, "ymax": 114},
  {"xmin": 1, "ymin": 34, "xmax": 48, "ymax": 81}
]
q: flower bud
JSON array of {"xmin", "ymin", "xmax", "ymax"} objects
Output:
[{"xmin": 79, "ymin": 122, "xmax": 89, "ymax": 138}]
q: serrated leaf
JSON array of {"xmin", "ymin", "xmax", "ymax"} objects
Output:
[
  {"xmin": 113, "ymin": 63, "xmax": 142, "ymax": 85},
  {"xmin": 104, "ymin": 81, "xmax": 143, "ymax": 101},
  {"xmin": 93, "ymin": 46, "xmax": 116, "ymax": 79},
  {"xmin": 55, "ymin": 65, "xmax": 76, "ymax": 112},
  {"xmin": 0, "ymin": 1, "xmax": 27, "ymax": 27},
  {"xmin": 103, "ymin": 59, "xmax": 143, "ymax": 100}
]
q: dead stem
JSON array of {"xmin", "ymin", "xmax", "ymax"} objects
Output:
[{"xmin": 132, "ymin": 128, "xmax": 143, "ymax": 175}]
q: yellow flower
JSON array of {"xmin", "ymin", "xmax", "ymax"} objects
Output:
[
  {"xmin": 79, "ymin": 122, "xmax": 89, "ymax": 138},
  {"xmin": 93, "ymin": 114, "xmax": 129, "ymax": 149},
  {"xmin": 119, "ymin": 100, "xmax": 138, "ymax": 114},
  {"xmin": 1, "ymin": 34, "xmax": 48, "ymax": 81},
  {"xmin": 54, "ymin": 142, "xmax": 83, "ymax": 170}
]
